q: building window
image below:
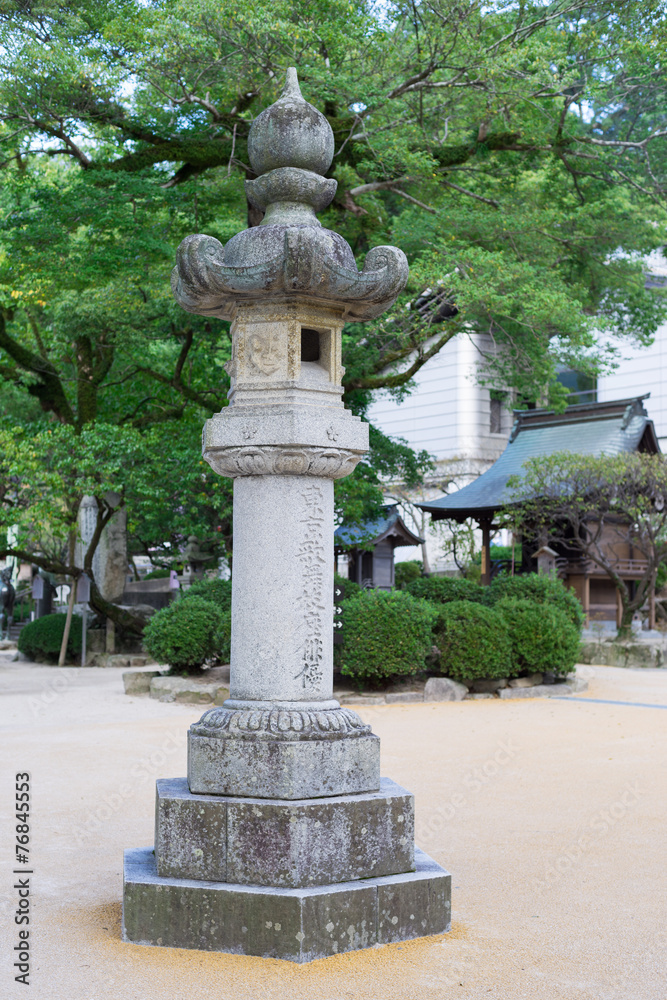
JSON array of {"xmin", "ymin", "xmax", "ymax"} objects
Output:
[{"xmin": 556, "ymin": 369, "xmax": 597, "ymax": 404}]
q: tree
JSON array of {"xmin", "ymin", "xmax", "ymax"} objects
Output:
[
  {"xmin": 1, "ymin": 1, "xmax": 667, "ymax": 624},
  {"xmin": 505, "ymin": 451, "xmax": 667, "ymax": 635},
  {"xmin": 2, "ymin": 0, "xmax": 666, "ymax": 405}
]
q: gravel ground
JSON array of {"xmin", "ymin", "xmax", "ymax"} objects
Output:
[{"xmin": 0, "ymin": 658, "xmax": 665, "ymax": 1000}]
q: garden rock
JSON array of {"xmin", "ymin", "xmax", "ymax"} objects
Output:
[
  {"xmin": 424, "ymin": 677, "xmax": 468, "ymax": 702},
  {"xmin": 508, "ymin": 673, "xmax": 544, "ymax": 688},
  {"xmin": 499, "ymin": 683, "xmax": 573, "ymax": 699},
  {"xmin": 471, "ymin": 677, "xmax": 508, "ymax": 693},
  {"xmin": 123, "ymin": 670, "xmax": 163, "ymax": 695},
  {"xmin": 385, "ymin": 691, "xmax": 424, "ymax": 704},
  {"xmin": 149, "ymin": 675, "xmax": 229, "ymax": 705}
]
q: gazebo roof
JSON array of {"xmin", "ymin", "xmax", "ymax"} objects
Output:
[
  {"xmin": 418, "ymin": 395, "xmax": 660, "ymax": 523},
  {"xmin": 335, "ymin": 505, "xmax": 424, "ymax": 548}
]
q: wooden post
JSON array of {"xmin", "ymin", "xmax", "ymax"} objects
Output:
[
  {"xmin": 649, "ymin": 586, "xmax": 656, "ymax": 631},
  {"xmin": 616, "ymin": 588, "xmax": 622, "ymax": 630},
  {"xmin": 480, "ymin": 518, "xmax": 492, "ymax": 586},
  {"xmin": 583, "ymin": 576, "xmax": 590, "ymax": 626}
]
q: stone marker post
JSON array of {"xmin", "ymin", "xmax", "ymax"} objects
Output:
[{"xmin": 123, "ymin": 69, "xmax": 451, "ymax": 962}]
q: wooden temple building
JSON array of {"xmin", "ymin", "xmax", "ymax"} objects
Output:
[
  {"xmin": 418, "ymin": 397, "xmax": 661, "ymax": 626},
  {"xmin": 335, "ymin": 505, "xmax": 423, "ymax": 590}
]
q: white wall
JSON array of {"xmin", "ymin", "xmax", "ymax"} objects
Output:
[
  {"xmin": 366, "ymin": 333, "xmax": 513, "ymax": 464},
  {"xmin": 597, "ymin": 321, "xmax": 667, "ymax": 447}
]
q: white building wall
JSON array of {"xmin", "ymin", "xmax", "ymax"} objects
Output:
[
  {"xmin": 366, "ymin": 333, "xmax": 514, "ymax": 573},
  {"xmin": 597, "ymin": 320, "xmax": 667, "ymax": 449},
  {"xmin": 366, "ymin": 333, "xmax": 513, "ymax": 465}
]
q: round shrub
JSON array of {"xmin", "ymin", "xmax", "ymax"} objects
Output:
[
  {"xmin": 216, "ymin": 609, "xmax": 232, "ymax": 664},
  {"xmin": 340, "ymin": 589, "xmax": 436, "ymax": 684},
  {"xmin": 407, "ymin": 576, "xmax": 485, "ymax": 605},
  {"xmin": 394, "ymin": 560, "xmax": 423, "ymax": 589},
  {"xmin": 143, "ymin": 596, "xmax": 223, "ymax": 672},
  {"xmin": 496, "ymin": 598, "xmax": 580, "ymax": 676},
  {"xmin": 18, "ymin": 613, "xmax": 82, "ymax": 664},
  {"xmin": 334, "ymin": 572, "xmax": 362, "ymax": 600},
  {"xmin": 182, "ymin": 577, "xmax": 232, "ymax": 613},
  {"xmin": 433, "ymin": 601, "xmax": 512, "ymax": 683},
  {"xmin": 486, "ymin": 573, "xmax": 585, "ymax": 631}
]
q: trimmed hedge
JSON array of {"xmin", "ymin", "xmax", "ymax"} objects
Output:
[
  {"xmin": 496, "ymin": 597, "xmax": 579, "ymax": 676},
  {"xmin": 143, "ymin": 596, "xmax": 224, "ymax": 672},
  {"xmin": 433, "ymin": 601, "xmax": 512, "ymax": 683},
  {"xmin": 334, "ymin": 572, "xmax": 362, "ymax": 600},
  {"xmin": 394, "ymin": 560, "xmax": 423, "ymax": 589},
  {"xmin": 182, "ymin": 577, "xmax": 232, "ymax": 613},
  {"xmin": 486, "ymin": 573, "xmax": 585, "ymax": 631},
  {"xmin": 143, "ymin": 568, "xmax": 171, "ymax": 580},
  {"xmin": 407, "ymin": 576, "xmax": 485, "ymax": 605},
  {"xmin": 18, "ymin": 613, "xmax": 82, "ymax": 664},
  {"xmin": 339, "ymin": 589, "xmax": 436, "ymax": 684}
]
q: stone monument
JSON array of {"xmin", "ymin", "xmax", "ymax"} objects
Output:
[{"xmin": 122, "ymin": 68, "xmax": 451, "ymax": 962}]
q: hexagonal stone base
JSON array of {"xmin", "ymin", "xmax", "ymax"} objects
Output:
[
  {"xmin": 155, "ymin": 776, "xmax": 414, "ymax": 887},
  {"xmin": 188, "ymin": 731, "xmax": 380, "ymax": 799},
  {"xmin": 122, "ymin": 846, "xmax": 451, "ymax": 962}
]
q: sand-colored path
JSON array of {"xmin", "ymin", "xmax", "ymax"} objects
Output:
[{"xmin": 0, "ymin": 661, "xmax": 665, "ymax": 1000}]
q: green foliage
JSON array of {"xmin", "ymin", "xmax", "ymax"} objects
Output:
[
  {"xmin": 181, "ymin": 577, "xmax": 232, "ymax": 613},
  {"xmin": 506, "ymin": 452, "xmax": 667, "ymax": 635},
  {"xmin": 433, "ymin": 602, "xmax": 512, "ymax": 683},
  {"xmin": 407, "ymin": 576, "xmax": 485, "ymax": 605},
  {"xmin": 495, "ymin": 598, "xmax": 579, "ymax": 677},
  {"xmin": 216, "ymin": 609, "xmax": 232, "ymax": 665},
  {"xmin": 486, "ymin": 573, "xmax": 585, "ymax": 631},
  {"xmin": 339, "ymin": 589, "xmax": 436, "ymax": 684},
  {"xmin": 18, "ymin": 613, "xmax": 82, "ymax": 664},
  {"xmin": 394, "ymin": 560, "xmax": 423, "ymax": 589},
  {"xmin": 143, "ymin": 596, "xmax": 223, "ymax": 673},
  {"xmin": 143, "ymin": 568, "xmax": 170, "ymax": 580},
  {"xmin": 334, "ymin": 572, "xmax": 362, "ymax": 600},
  {"xmin": 3, "ymin": 0, "xmax": 667, "ymax": 624}
]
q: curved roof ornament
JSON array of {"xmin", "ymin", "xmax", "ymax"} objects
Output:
[{"xmin": 171, "ymin": 68, "xmax": 408, "ymax": 322}]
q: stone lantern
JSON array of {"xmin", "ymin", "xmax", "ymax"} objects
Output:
[{"xmin": 123, "ymin": 69, "xmax": 451, "ymax": 962}]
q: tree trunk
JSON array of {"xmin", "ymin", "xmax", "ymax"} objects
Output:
[
  {"xmin": 58, "ymin": 532, "xmax": 77, "ymax": 667},
  {"xmin": 88, "ymin": 578, "xmax": 145, "ymax": 637}
]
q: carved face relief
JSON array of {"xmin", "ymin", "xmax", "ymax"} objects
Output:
[{"xmin": 246, "ymin": 328, "xmax": 283, "ymax": 376}]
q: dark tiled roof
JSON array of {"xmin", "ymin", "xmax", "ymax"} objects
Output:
[
  {"xmin": 418, "ymin": 396, "xmax": 660, "ymax": 521},
  {"xmin": 335, "ymin": 505, "xmax": 424, "ymax": 546}
]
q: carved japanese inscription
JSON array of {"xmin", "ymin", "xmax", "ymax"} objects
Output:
[{"xmin": 294, "ymin": 483, "xmax": 327, "ymax": 690}]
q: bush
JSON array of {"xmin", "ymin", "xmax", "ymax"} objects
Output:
[
  {"xmin": 339, "ymin": 589, "xmax": 436, "ymax": 684},
  {"xmin": 433, "ymin": 602, "xmax": 512, "ymax": 683},
  {"xmin": 181, "ymin": 577, "xmax": 232, "ymax": 613},
  {"xmin": 496, "ymin": 598, "xmax": 579, "ymax": 676},
  {"xmin": 18, "ymin": 613, "xmax": 82, "ymax": 664},
  {"xmin": 394, "ymin": 560, "xmax": 423, "ymax": 589},
  {"xmin": 334, "ymin": 572, "xmax": 362, "ymax": 600},
  {"xmin": 143, "ymin": 568, "xmax": 171, "ymax": 580},
  {"xmin": 143, "ymin": 596, "xmax": 224, "ymax": 672},
  {"xmin": 407, "ymin": 576, "xmax": 485, "ymax": 605},
  {"xmin": 486, "ymin": 573, "xmax": 585, "ymax": 631},
  {"xmin": 217, "ymin": 609, "xmax": 232, "ymax": 664}
]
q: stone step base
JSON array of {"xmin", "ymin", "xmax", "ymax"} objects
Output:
[
  {"xmin": 122, "ymin": 846, "xmax": 451, "ymax": 963},
  {"xmin": 189, "ymin": 730, "xmax": 380, "ymax": 800},
  {"xmin": 155, "ymin": 776, "xmax": 413, "ymax": 887}
]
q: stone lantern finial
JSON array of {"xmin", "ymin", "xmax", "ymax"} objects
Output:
[{"xmin": 171, "ymin": 67, "xmax": 408, "ymax": 321}]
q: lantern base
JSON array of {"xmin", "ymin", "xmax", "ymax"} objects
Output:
[{"xmin": 122, "ymin": 845, "xmax": 451, "ymax": 963}]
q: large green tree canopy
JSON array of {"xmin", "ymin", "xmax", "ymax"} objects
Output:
[{"xmin": 0, "ymin": 0, "xmax": 666, "ymax": 614}]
